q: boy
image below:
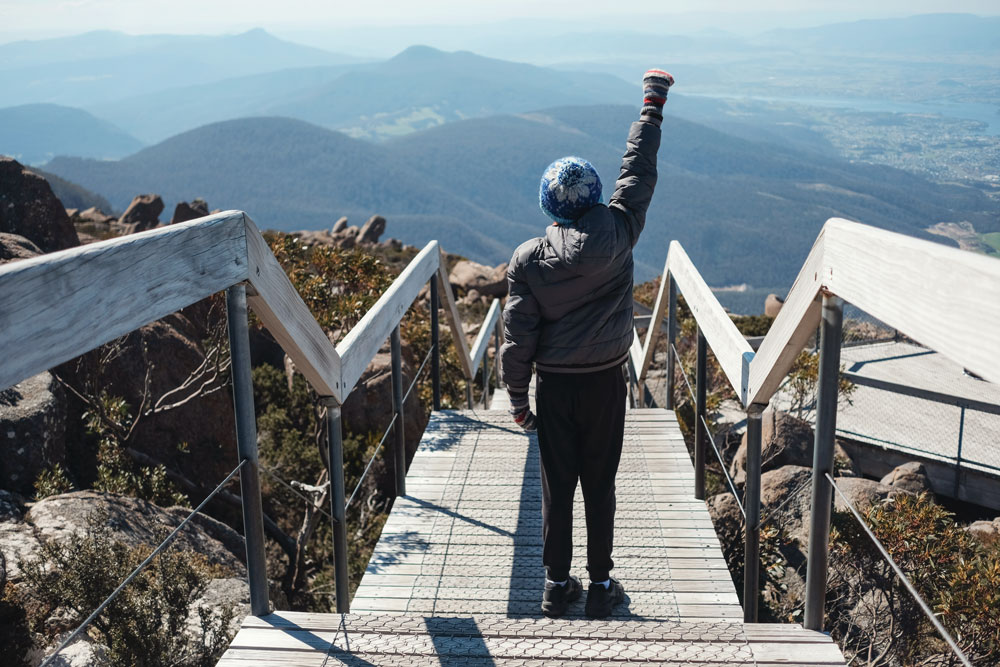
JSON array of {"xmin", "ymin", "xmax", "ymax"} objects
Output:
[{"xmin": 499, "ymin": 69, "xmax": 672, "ymax": 618}]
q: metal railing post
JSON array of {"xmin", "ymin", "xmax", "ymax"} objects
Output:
[
  {"xmin": 804, "ymin": 294, "xmax": 844, "ymax": 631},
  {"xmin": 430, "ymin": 278, "xmax": 441, "ymax": 410},
  {"xmin": 466, "ymin": 381, "xmax": 474, "ymax": 409},
  {"xmin": 694, "ymin": 329, "xmax": 707, "ymax": 500},
  {"xmin": 321, "ymin": 398, "xmax": 350, "ymax": 613},
  {"xmin": 390, "ymin": 326, "xmax": 407, "ymax": 497},
  {"xmin": 494, "ymin": 320, "xmax": 502, "ymax": 392},
  {"xmin": 954, "ymin": 405, "xmax": 966, "ymax": 498},
  {"xmin": 665, "ymin": 274, "xmax": 677, "ymax": 410},
  {"xmin": 482, "ymin": 357, "xmax": 490, "ymax": 409},
  {"xmin": 225, "ymin": 284, "xmax": 270, "ymax": 616},
  {"xmin": 743, "ymin": 403, "xmax": 765, "ymax": 623}
]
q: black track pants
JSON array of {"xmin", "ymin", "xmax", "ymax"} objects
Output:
[{"xmin": 535, "ymin": 364, "xmax": 626, "ymax": 583}]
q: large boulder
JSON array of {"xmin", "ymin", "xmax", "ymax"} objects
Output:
[
  {"xmin": 78, "ymin": 207, "xmax": 114, "ymax": 224},
  {"xmin": 55, "ymin": 309, "xmax": 238, "ymax": 493},
  {"xmin": 879, "ymin": 461, "xmax": 932, "ymax": 495},
  {"xmin": 832, "ymin": 477, "xmax": 899, "ymax": 513},
  {"xmin": 0, "ymin": 232, "xmax": 41, "ymax": 265},
  {"xmin": 764, "ymin": 294, "xmax": 785, "ymax": 318},
  {"xmin": 760, "ymin": 465, "xmax": 814, "ymax": 544},
  {"xmin": 357, "ymin": 215, "xmax": 386, "ymax": 244},
  {"xmin": 730, "ymin": 410, "xmax": 853, "ymax": 486},
  {"xmin": 117, "ymin": 194, "xmax": 163, "ymax": 233},
  {"xmin": 0, "ymin": 489, "xmax": 41, "ymax": 581},
  {"xmin": 26, "ymin": 491, "xmax": 245, "ymax": 571},
  {"xmin": 169, "ymin": 198, "xmax": 209, "ymax": 225},
  {"xmin": 0, "ymin": 157, "xmax": 79, "ymax": 252},
  {"xmin": 449, "ymin": 260, "xmax": 508, "ymax": 298},
  {"xmin": 0, "ymin": 371, "xmax": 67, "ymax": 495},
  {"xmin": 966, "ymin": 518, "xmax": 1000, "ymax": 546}
]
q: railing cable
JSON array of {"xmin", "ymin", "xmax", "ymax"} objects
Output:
[
  {"xmin": 261, "ymin": 465, "xmax": 334, "ymax": 523},
  {"xmin": 40, "ymin": 460, "xmax": 248, "ymax": 667},
  {"xmin": 671, "ymin": 343, "xmax": 697, "ymax": 406},
  {"xmin": 701, "ymin": 415, "xmax": 746, "ymax": 519},
  {"xmin": 402, "ymin": 344, "xmax": 435, "ymax": 406},
  {"xmin": 346, "ymin": 413, "xmax": 397, "ymax": 510},
  {"xmin": 825, "ymin": 473, "xmax": 973, "ymax": 667}
]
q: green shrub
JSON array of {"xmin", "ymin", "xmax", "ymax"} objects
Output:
[
  {"xmin": 19, "ymin": 512, "xmax": 234, "ymax": 667},
  {"xmin": 34, "ymin": 463, "xmax": 75, "ymax": 499}
]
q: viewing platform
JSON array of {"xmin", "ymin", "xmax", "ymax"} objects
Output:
[{"xmin": 219, "ymin": 401, "xmax": 847, "ymax": 665}]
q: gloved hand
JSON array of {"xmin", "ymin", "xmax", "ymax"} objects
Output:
[
  {"xmin": 509, "ymin": 391, "xmax": 536, "ymax": 432},
  {"xmin": 641, "ymin": 68, "xmax": 674, "ymax": 125}
]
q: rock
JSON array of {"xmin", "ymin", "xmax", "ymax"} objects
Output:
[
  {"xmin": 449, "ymin": 260, "xmax": 508, "ymax": 298},
  {"xmin": 43, "ymin": 636, "xmax": 108, "ymax": 667},
  {"xmin": 186, "ymin": 577, "xmax": 250, "ymax": 641},
  {"xmin": 117, "ymin": 194, "xmax": 163, "ymax": 233},
  {"xmin": 26, "ymin": 491, "xmax": 245, "ymax": 571},
  {"xmin": 169, "ymin": 199, "xmax": 210, "ymax": 225},
  {"xmin": 78, "ymin": 207, "xmax": 114, "ymax": 224},
  {"xmin": 0, "ymin": 157, "xmax": 80, "ymax": 252},
  {"xmin": 0, "ymin": 490, "xmax": 41, "ymax": 581},
  {"xmin": 0, "ymin": 371, "xmax": 67, "ymax": 496},
  {"xmin": 54, "ymin": 310, "xmax": 238, "ymax": 492},
  {"xmin": 0, "ymin": 232, "xmax": 41, "ymax": 265},
  {"xmin": 357, "ymin": 215, "xmax": 386, "ymax": 244},
  {"xmin": 384, "ymin": 237, "xmax": 403, "ymax": 250},
  {"xmin": 764, "ymin": 294, "xmax": 785, "ymax": 318},
  {"xmin": 332, "ymin": 217, "xmax": 348, "ymax": 233},
  {"xmin": 832, "ymin": 477, "xmax": 899, "ymax": 513},
  {"xmin": 880, "ymin": 461, "xmax": 932, "ymax": 495},
  {"xmin": 966, "ymin": 518, "xmax": 1000, "ymax": 546},
  {"xmin": 65, "ymin": 208, "xmax": 78, "ymax": 218},
  {"xmin": 760, "ymin": 465, "xmax": 814, "ymax": 544}
]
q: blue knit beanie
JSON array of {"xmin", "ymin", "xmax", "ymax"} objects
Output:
[{"xmin": 538, "ymin": 156, "xmax": 602, "ymax": 224}]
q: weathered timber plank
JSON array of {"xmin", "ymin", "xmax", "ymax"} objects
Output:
[
  {"xmin": 745, "ymin": 231, "xmax": 824, "ymax": 406},
  {"xmin": 667, "ymin": 241, "xmax": 754, "ymax": 403},
  {"xmin": 337, "ymin": 241, "xmax": 440, "ymax": 392},
  {"xmin": 0, "ymin": 211, "xmax": 247, "ymax": 391},
  {"xmin": 823, "ymin": 217, "xmax": 1000, "ymax": 384},
  {"xmin": 244, "ymin": 214, "xmax": 343, "ymax": 402},
  {"xmin": 437, "ymin": 246, "xmax": 474, "ymax": 379},
  {"xmin": 469, "ymin": 298, "xmax": 501, "ymax": 372}
]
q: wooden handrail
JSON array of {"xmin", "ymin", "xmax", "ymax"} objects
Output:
[
  {"xmin": 0, "ymin": 212, "xmax": 499, "ymax": 407},
  {"xmin": 469, "ymin": 298, "xmax": 502, "ymax": 374},
  {"xmin": 637, "ymin": 217, "xmax": 1000, "ymax": 407}
]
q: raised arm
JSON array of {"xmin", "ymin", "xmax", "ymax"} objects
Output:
[{"xmin": 608, "ymin": 69, "xmax": 673, "ymax": 248}]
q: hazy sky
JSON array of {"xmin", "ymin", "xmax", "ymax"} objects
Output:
[{"xmin": 2, "ymin": 0, "xmax": 998, "ymax": 40}]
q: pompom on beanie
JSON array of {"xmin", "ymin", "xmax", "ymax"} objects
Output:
[{"xmin": 538, "ymin": 156, "xmax": 602, "ymax": 224}]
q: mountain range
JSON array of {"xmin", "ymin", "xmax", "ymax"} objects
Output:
[
  {"xmin": 43, "ymin": 108, "xmax": 997, "ymax": 288},
  {"xmin": 0, "ymin": 104, "xmax": 143, "ymax": 164}
]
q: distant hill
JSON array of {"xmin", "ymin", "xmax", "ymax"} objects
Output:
[
  {"xmin": 0, "ymin": 104, "xmax": 143, "ymax": 164},
  {"xmin": 0, "ymin": 29, "xmax": 360, "ymax": 107},
  {"xmin": 87, "ymin": 45, "xmax": 637, "ymax": 143},
  {"xmin": 44, "ymin": 110, "xmax": 997, "ymax": 288},
  {"xmin": 756, "ymin": 13, "xmax": 1000, "ymax": 55},
  {"xmin": 28, "ymin": 167, "xmax": 114, "ymax": 213}
]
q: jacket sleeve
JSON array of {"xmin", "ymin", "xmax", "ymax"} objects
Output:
[
  {"xmin": 608, "ymin": 120, "xmax": 661, "ymax": 248},
  {"xmin": 500, "ymin": 265, "xmax": 541, "ymax": 394}
]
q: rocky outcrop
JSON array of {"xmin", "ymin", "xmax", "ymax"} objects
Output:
[
  {"xmin": 966, "ymin": 518, "xmax": 1000, "ymax": 546},
  {"xmin": 117, "ymin": 194, "xmax": 163, "ymax": 233},
  {"xmin": 449, "ymin": 260, "xmax": 508, "ymax": 298},
  {"xmin": 880, "ymin": 461, "xmax": 932, "ymax": 495},
  {"xmin": 0, "ymin": 232, "xmax": 41, "ymax": 265},
  {"xmin": 764, "ymin": 294, "xmax": 784, "ymax": 318},
  {"xmin": 0, "ymin": 372, "xmax": 67, "ymax": 496},
  {"xmin": 357, "ymin": 215, "xmax": 386, "ymax": 244},
  {"xmin": 169, "ymin": 198, "xmax": 209, "ymax": 225},
  {"xmin": 77, "ymin": 207, "xmax": 114, "ymax": 225},
  {"xmin": 332, "ymin": 217, "xmax": 348, "ymax": 233},
  {"xmin": 0, "ymin": 157, "xmax": 80, "ymax": 252},
  {"xmin": 832, "ymin": 477, "xmax": 899, "ymax": 513},
  {"xmin": 25, "ymin": 491, "xmax": 245, "ymax": 571}
]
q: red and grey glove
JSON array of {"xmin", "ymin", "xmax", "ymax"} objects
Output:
[
  {"xmin": 641, "ymin": 68, "xmax": 674, "ymax": 126},
  {"xmin": 509, "ymin": 391, "xmax": 536, "ymax": 432}
]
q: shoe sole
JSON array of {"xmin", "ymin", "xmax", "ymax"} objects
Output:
[{"xmin": 541, "ymin": 585, "xmax": 582, "ymax": 618}]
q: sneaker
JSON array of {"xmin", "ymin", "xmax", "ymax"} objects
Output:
[
  {"xmin": 585, "ymin": 577, "xmax": 625, "ymax": 618},
  {"xmin": 541, "ymin": 575, "xmax": 582, "ymax": 618}
]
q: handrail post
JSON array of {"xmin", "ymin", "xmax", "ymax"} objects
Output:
[
  {"xmin": 225, "ymin": 284, "xmax": 270, "ymax": 617},
  {"xmin": 466, "ymin": 382, "xmax": 474, "ymax": 409},
  {"xmin": 321, "ymin": 397, "xmax": 350, "ymax": 614},
  {"xmin": 804, "ymin": 294, "xmax": 844, "ymax": 631},
  {"xmin": 743, "ymin": 403, "xmax": 765, "ymax": 623},
  {"xmin": 430, "ymin": 278, "xmax": 441, "ymax": 411},
  {"xmin": 665, "ymin": 274, "xmax": 677, "ymax": 410},
  {"xmin": 494, "ymin": 319, "xmax": 503, "ymax": 393},
  {"xmin": 482, "ymin": 356, "xmax": 490, "ymax": 409},
  {"xmin": 391, "ymin": 326, "xmax": 407, "ymax": 497},
  {"xmin": 954, "ymin": 405, "xmax": 966, "ymax": 498},
  {"xmin": 694, "ymin": 329, "xmax": 707, "ymax": 500}
]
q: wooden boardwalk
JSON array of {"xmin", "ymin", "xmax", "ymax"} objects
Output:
[{"xmin": 219, "ymin": 403, "xmax": 847, "ymax": 665}]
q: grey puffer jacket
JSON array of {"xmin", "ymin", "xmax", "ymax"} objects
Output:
[{"xmin": 500, "ymin": 120, "xmax": 661, "ymax": 393}]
